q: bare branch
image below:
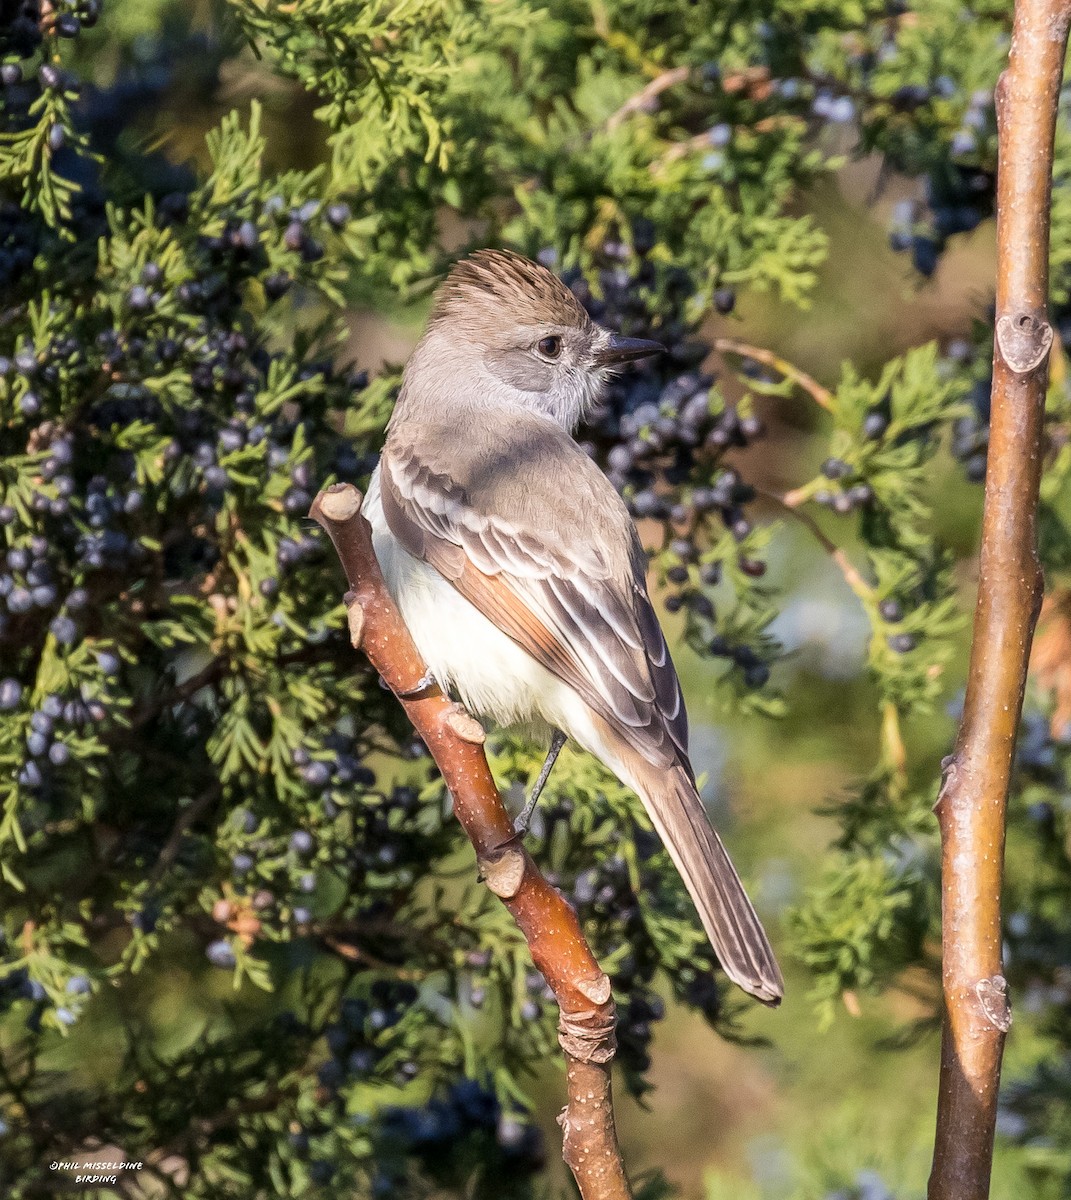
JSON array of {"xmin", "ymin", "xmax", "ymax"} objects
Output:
[
  {"xmin": 310, "ymin": 484, "xmax": 633, "ymax": 1200},
  {"xmin": 604, "ymin": 66, "xmax": 692, "ymax": 131},
  {"xmin": 713, "ymin": 337, "xmax": 836, "ymax": 411},
  {"xmin": 928, "ymin": 2, "xmax": 1071, "ymax": 1196}
]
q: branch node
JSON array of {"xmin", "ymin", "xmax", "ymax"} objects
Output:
[
  {"xmin": 344, "ymin": 598, "xmax": 365, "ymax": 649},
  {"xmin": 444, "ymin": 708, "xmax": 486, "ymax": 744},
  {"xmin": 575, "ymin": 973, "xmax": 613, "ymax": 1006},
  {"xmin": 478, "ymin": 846, "xmax": 527, "ymax": 899},
  {"xmin": 995, "ymin": 311, "xmax": 1054, "ymax": 374},
  {"xmin": 934, "ymin": 753, "xmax": 959, "ymax": 812},
  {"xmin": 975, "ymin": 975, "xmax": 1013, "ymax": 1033},
  {"xmin": 315, "ymin": 483, "xmax": 364, "ymax": 523},
  {"xmin": 559, "ymin": 1007, "xmax": 618, "ymax": 1064}
]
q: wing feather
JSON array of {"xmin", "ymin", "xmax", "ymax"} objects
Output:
[{"xmin": 380, "ymin": 424, "xmax": 689, "ymax": 769}]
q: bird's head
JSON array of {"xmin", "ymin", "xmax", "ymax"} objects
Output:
[{"xmin": 408, "ymin": 249, "xmax": 662, "ymax": 430}]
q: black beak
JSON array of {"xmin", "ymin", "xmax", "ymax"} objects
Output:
[{"xmin": 596, "ymin": 333, "xmax": 664, "ymax": 366}]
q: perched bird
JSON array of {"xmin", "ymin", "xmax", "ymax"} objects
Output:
[{"xmin": 364, "ymin": 249, "xmax": 783, "ymax": 1005}]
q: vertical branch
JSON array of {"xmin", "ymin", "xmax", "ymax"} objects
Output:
[
  {"xmin": 310, "ymin": 485, "xmax": 633, "ymax": 1200},
  {"xmin": 928, "ymin": 3, "xmax": 1070, "ymax": 1198}
]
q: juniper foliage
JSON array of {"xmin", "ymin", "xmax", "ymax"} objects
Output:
[{"xmin": 0, "ymin": 0, "xmax": 1069, "ymax": 1197}]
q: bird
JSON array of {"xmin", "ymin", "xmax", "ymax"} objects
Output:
[{"xmin": 363, "ymin": 248, "xmax": 783, "ymax": 1005}]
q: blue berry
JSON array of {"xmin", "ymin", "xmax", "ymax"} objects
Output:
[
  {"xmin": 965, "ymin": 452, "xmax": 987, "ymax": 482},
  {"xmin": 950, "ymin": 129, "xmax": 977, "ymax": 158},
  {"xmin": 827, "ymin": 96, "xmax": 856, "ymax": 123},
  {"xmin": 30, "ymin": 711, "xmax": 54, "ymax": 735},
  {"xmin": 348, "ymin": 1047, "xmax": 376, "ymax": 1075},
  {"xmin": 862, "ymin": 411, "xmax": 888, "ymax": 440},
  {"xmin": 50, "ymin": 616, "xmax": 77, "ymax": 645},
  {"xmin": 206, "ymin": 939, "xmax": 236, "ymax": 968},
  {"xmin": 264, "ymin": 272, "xmax": 291, "ymax": 299},
  {"xmin": 127, "ymin": 285, "xmax": 152, "ymax": 313},
  {"xmin": 911, "ymin": 235, "xmax": 941, "ymax": 277},
  {"xmin": 301, "ymin": 761, "xmax": 331, "ymax": 788},
  {"xmin": 18, "ymin": 761, "xmax": 42, "ymax": 788},
  {"xmin": 326, "ymin": 202, "xmax": 351, "ymax": 228},
  {"xmin": 96, "ymin": 651, "xmax": 120, "ymax": 675},
  {"xmin": 289, "ymin": 830, "xmax": 314, "ymax": 855},
  {"xmin": 235, "ymin": 220, "xmax": 259, "ymax": 250},
  {"xmin": 713, "ymin": 287, "xmax": 735, "ymax": 314}
]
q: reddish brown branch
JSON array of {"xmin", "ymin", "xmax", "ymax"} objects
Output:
[
  {"xmin": 712, "ymin": 337, "xmax": 836, "ymax": 412},
  {"xmin": 604, "ymin": 66, "xmax": 692, "ymax": 131},
  {"xmin": 310, "ymin": 484, "xmax": 632, "ymax": 1200},
  {"xmin": 928, "ymin": 2, "xmax": 1070, "ymax": 1197}
]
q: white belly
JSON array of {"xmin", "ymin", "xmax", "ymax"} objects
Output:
[{"xmin": 363, "ymin": 467, "xmax": 594, "ymax": 746}]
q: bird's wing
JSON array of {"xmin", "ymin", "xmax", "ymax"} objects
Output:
[{"xmin": 379, "ymin": 416, "xmax": 689, "ymax": 771}]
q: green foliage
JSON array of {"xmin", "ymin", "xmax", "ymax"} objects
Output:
[
  {"xmin": 230, "ymin": 0, "xmax": 491, "ymax": 170},
  {"xmin": 788, "ymin": 852, "xmax": 930, "ymax": 1030}
]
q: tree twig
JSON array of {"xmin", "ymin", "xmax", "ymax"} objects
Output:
[
  {"xmin": 928, "ymin": 2, "xmax": 1070, "ymax": 1196},
  {"xmin": 759, "ymin": 488, "xmax": 908, "ymax": 780},
  {"xmin": 147, "ymin": 783, "xmax": 220, "ymax": 886},
  {"xmin": 604, "ymin": 65, "xmax": 692, "ymax": 131},
  {"xmin": 713, "ymin": 337, "xmax": 836, "ymax": 412},
  {"xmin": 310, "ymin": 484, "xmax": 632, "ymax": 1200}
]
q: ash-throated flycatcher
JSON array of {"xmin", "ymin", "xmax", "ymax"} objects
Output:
[{"xmin": 364, "ymin": 250, "xmax": 783, "ymax": 1004}]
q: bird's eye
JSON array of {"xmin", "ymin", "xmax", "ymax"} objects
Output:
[{"xmin": 537, "ymin": 335, "xmax": 562, "ymax": 359}]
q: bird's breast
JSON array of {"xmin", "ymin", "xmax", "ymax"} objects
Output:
[{"xmin": 363, "ymin": 466, "xmax": 562, "ymax": 740}]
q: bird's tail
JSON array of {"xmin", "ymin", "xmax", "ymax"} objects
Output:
[{"xmin": 637, "ymin": 763, "xmax": 784, "ymax": 1006}]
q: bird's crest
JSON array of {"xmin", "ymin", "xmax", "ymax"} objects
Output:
[{"xmin": 431, "ymin": 249, "xmax": 591, "ymax": 332}]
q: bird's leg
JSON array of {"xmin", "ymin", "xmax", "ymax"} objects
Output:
[{"xmin": 515, "ymin": 729, "xmax": 567, "ymax": 834}]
